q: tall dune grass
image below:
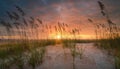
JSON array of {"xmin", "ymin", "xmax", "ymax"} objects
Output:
[
  {"xmin": 0, "ymin": 1, "xmax": 119, "ymax": 69},
  {"xmin": 93, "ymin": 1, "xmax": 120, "ymax": 69}
]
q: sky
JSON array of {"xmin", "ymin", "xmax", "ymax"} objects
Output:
[{"xmin": 0, "ymin": 0, "xmax": 120, "ymax": 39}]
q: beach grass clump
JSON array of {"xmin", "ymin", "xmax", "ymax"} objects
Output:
[
  {"xmin": 0, "ymin": 40, "xmax": 50, "ymax": 69},
  {"xmin": 95, "ymin": 1, "xmax": 120, "ymax": 69},
  {"xmin": 115, "ymin": 56, "xmax": 120, "ymax": 69},
  {"xmin": 0, "ymin": 43, "xmax": 30, "ymax": 59},
  {"xmin": 76, "ymin": 46, "xmax": 85, "ymax": 59},
  {"xmin": 0, "ymin": 59, "xmax": 11, "ymax": 69},
  {"xmin": 12, "ymin": 55, "xmax": 24, "ymax": 69},
  {"xmin": 28, "ymin": 47, "xmax": 46, "ymax": 69}
]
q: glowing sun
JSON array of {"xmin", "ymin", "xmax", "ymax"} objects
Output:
[{"xmin": 56, "ymin": 35, "xmax": 61, "ymax": 39}]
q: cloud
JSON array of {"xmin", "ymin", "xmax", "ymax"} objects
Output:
[{"xmin": 0, "ymin": 0, "xmax": 120, "ymax": 38}]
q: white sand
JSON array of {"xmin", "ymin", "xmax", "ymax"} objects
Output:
[{"xmin": 36, "ymin": 43, "xmax": 115, "ymax": 69}]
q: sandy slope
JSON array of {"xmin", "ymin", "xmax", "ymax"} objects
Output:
[{"xmin": 37, "ymin": 43, "xmax": 115, "ymax": 69}]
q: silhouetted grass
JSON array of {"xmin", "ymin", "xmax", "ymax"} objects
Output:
[
  {"xmin": 28, "ymin": 47, "xmax": 45, "ymax": 69},
  {"xmin": 95, "ymin": 1, "xmax": 120, "ymax": 69}
]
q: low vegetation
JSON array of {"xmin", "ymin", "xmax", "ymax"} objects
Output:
[{"xmin": 0, "ymin": 0, "xmax": 119, "ymax": 69}]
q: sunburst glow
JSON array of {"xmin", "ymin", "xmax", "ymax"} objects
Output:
[{"xmin": 56, "ymin": 35, "xmax": 61, "ymax": 39}]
